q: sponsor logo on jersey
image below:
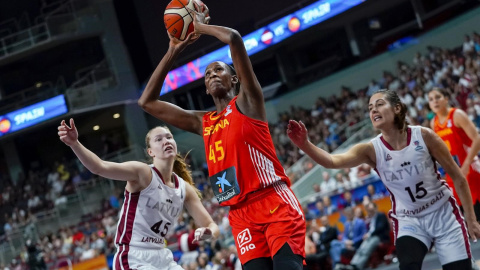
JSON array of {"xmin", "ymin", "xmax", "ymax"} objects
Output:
[
  {"xmin": 414, "ymin": 140, "xmax": 423, "ymax": 151},
  {"xmin": 385, "ymin": 154, "xmax": 392, "ymax": 161},
  {"xmin": 166, "ymin": 199, "xmax": 172, "ymax": 204},
  {"xmin": 209, "ymin": 166, "xmax": 240, "ymax": 203},
  {"xmin": 270, "ymin": 205, "xmax": 280, "ymax": 214},
  {"xmin": 447, "ymin": 119, "xmax": 452, "ymax": 128},
  {"xmin": 400, "ymin": 225, "xmax": 417, "ymax": 233},
  {"xmin": 225, "ymin": 105, "xmax": 232, "ymax": 116},
  {"xmin": 157, "ymin": 185, "xmax": 162, "ymax": 190},
  {"xmin": 237, "ymin": 228, "xmax": 256, "ymax": 255}
]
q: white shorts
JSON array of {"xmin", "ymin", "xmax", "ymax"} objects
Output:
[
  {"xmin": 113, "ymin": 246, "xmax": 183, "ymax": 270},
  {"xmin": 390, "ymin": 197, "xmax": 471, "ymax": 265}
]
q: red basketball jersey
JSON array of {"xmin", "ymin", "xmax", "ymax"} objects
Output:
[
  {"xmin": 433, "ymin": 108, "xmax": 471, "ymax": 166},
  {"xmin": 433, "ymin": 107, "xmax": 480, "ymax": 203},
  {"xmin": 202, "ymin": 97, "xmax": 290, "ymax": 206}
]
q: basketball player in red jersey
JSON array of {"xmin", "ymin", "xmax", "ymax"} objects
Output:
[
  {"xmin": 429, "ymin": 87, "xmax": 480, "ymax": 220},
  {"xmin": 138, "ymin": 5, "xmax": 305, "ymax": 270}
]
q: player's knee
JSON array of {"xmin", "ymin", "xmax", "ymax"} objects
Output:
[
  {"xmin": 443, "ymin": 258, "xmax": 472, "ymax": 270},
  {"xmin": 396, "ymin": 236, "xmax": 427, "ymax": 270},
  {"xmin": 272, "ymin": 243, "xmax": 303, "ymax": 270},
  {"xmin": 243, "ymin": 257, "xmax": 273, "ymax": 270}
]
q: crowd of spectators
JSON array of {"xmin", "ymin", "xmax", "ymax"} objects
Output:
[{"xmin": 1, "ymin": 26, "xmax": 480, "ymax": 270}]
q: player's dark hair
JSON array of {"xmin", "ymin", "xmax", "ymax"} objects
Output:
[
  {"xmin": 224, "ymin": 62, "xmax": 240, "ymax": 94},
  {"xmin": 373, "ymin": 89, "xmax": 409, "ymax": 133},
  {"xmin": 145, "ymin": 126, "xmax": 201, "ymax": 198},
  {"xmin": 428, "ymin": 87, "xmax": 450, "ymax": 98}
]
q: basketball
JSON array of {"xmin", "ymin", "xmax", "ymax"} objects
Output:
[{"xmin": 164, "ymin": 0, "xmax": 208, "ymax": 41}]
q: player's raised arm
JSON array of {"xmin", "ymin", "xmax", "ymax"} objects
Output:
[
  {"xmin": 191, "ymin": 8, "xmax": 265, "ymax": 122},
  {"xmin": 138, "ymin": 32, "xmax": 206, "ymax": 135},
  {"xmin": 58, "ymin": 119, "xmax": 150, "ymax": 183},
  {"xmin": 287, "ymin": 120, "xmax": 375, "ymax": 169}
]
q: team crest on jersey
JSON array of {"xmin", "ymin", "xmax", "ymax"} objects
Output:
[
  {"xmin": 225, "ymin": 105, "xmax": 232, "ymax": 116},
  {"xmin": 385, "ymin": 154, "xmax": 392, "ymax": 161},
  {"xmin": 210, "ymin": 166, "xmax": 240, "ymax": 203},
  {"xmin": 447, "ymin": 119, "xmax": 452, "ymax": 128},
  {"xmin": 414, "ymin": 141, "xmax": 423, "ymax": 151}
]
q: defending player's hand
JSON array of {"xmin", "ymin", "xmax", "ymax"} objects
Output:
[
  {"xmin": 58, "ymin": 118, "xmax": 78, "ymax": 147},
  {"xmin": 192, "ymin": 227, "xmax": 213, "ymax": 243},
  {"xmin": 466, "ymin": 219, "xmax": 480, "ymax": 242},
  {"xmin": 287, "ymin": 120, "xmax": 309, "ymax": 148}
]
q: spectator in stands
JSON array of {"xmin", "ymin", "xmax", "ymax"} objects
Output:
[
  {"xmin": 318, "ymin": 215, "xmax": 338, "ymax": 254},
  {"xmin": 311, "ymin": 201, "xmax": 325, "ymax": 218},
  {"xmin": 345, "ymin": 202, "xmax": 390, "ymax": 270},
  {"xmin": 338, "ymin": 191, "xmax": 357, "ymax": 210},
  {"xmin": 334, "ymin": 172, "xmax": 348, "ymax": 193},
  {"xmin": 464, "ymin": 35, "xmax": 476, "ymax": 55},
  {"xmin": 329, "ymin": 207, "xmax": 367, "ymax": 268},
  {"xmin": 305, "ymin": 222, "xmax": 330, "ymax": 270},
  {"xmin": 321, "ymin": 171, "xmax": 338, "ymax": 194},
  {"xmin": 322, "ymin": 196, "xmax": 337, "ymax": 215}
]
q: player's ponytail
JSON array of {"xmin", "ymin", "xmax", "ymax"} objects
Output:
[
  {"xmin": 374, "ymin": 89, "xmax": 409, "ymax": 133},
  {"xmin": 173, "ymin": 152, "xmax": 202, "ymax": 199}
]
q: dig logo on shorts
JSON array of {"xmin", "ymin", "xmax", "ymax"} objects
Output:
[{"xmin": 237, "ymin": 228, "xmax": 256, "ymax": 255}]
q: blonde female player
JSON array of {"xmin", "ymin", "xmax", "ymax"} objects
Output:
[
  {"xmin": 288, "ymin": 89, "xmax": 480, "ymax": 270},
  {"xmin": 138, "ymin": 4, "xmax": 305, "ymax": 270},
  {"xmin": 428, "ymin": 87, "xmax": 480, "ymax": 220},
  {"xmin": 58, "ymin": 118, "xmax": 219, "ymax": 270}
]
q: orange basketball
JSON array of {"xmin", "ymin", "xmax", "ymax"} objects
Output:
[{"xmin": 164, "ymin": 0, "xmax": 208, "ymax": 41}]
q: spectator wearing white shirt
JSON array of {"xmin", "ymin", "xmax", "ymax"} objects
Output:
[
  {"xmin": 320, "ymin": 171, "xmax": 338, "ymax": 194},
  {"xmin": 463, "ymin": 35, "xmax": 475, "ymax": 55}
]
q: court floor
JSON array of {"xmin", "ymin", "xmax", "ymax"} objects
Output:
[{"xmin": 371, "ymin": 240, "xmax": 480, "ymax": 270}]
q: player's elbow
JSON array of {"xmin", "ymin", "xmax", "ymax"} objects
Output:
[
  {"xmin": 228, "ymin": 30, "xmax": 242, "ymax": 44},
  {"xmin": 138, "ymin": 98, "xmax": 154, "ymax": 113}
]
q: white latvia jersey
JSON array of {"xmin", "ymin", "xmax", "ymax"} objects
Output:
[
  {"xmin": 371, "ymin": 126, "xmax": 453, "ymax": 218},
  {"xmin": 114, "ymin": 165, "xmax": 186, "ymax": 251}
]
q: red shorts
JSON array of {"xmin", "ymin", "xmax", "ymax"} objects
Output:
[
  {"xmin": 446, "ymin": 166, "xmax": 480, "ymax": 205},
  {"xmin": 229, "ymin": 182, "xmax": 306, "ymax": 264}
]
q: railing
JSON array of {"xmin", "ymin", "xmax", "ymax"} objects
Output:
[
  {"xmin": 0, "ymin": 77, "xmax": 66, "ymax": 115},
  {"xmin": 0, "ymin": 23, "xmax": 50, "ymax": 59},
  {"xmin": 291, "ymin": 121, "xmax": 376, "ymax": 200},
  {"xmin": 66, "ymin": 59, "xmax": 118, "ymax": 110},
  {"xmin": 286, "ymin": 118, "xmax": 371, "ymax": 184}
]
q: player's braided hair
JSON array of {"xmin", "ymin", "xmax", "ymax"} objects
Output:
[
  {"xmin": 373, "ymin": 89, "xmax": 409, "ymax": 133},
  {"xmin": 145, "ymin": 127, "xmax": 202, "ymax": 198}
]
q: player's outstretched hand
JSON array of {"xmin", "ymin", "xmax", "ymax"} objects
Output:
[
  {"xmin": 467, "ymin": 220, "xmax": 480, "ymax": 243},
  {"xmin": 167, "ymin": 31, "xmax": 199, "ymax": 52},
  {"xmin": 58, "ymin": 118, "xmax": 78, "ymax": 147},
  {"xmin": 192, "ymin": 227, "xmax": 213, "ymax": 243},
  {"xmin": 287, "ymin": 120, "xmax": 309, "ymax": 148}
]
